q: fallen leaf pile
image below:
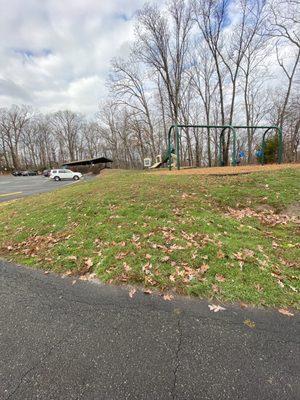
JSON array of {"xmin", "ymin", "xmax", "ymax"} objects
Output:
[
  {"xmin": 61, "ymin": 257, "xmax": 97, "ymax": 281},
  {"xmin": 4, "ymin": 232, "xmax": 71, "ymax": 258},
  {"xmin": 225, "ymin": 207, "xmax": 299, "ymax": 226}
]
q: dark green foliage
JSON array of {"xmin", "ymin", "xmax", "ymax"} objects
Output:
[{"xmin": 263, "ymin": 135, "xmax": 279, "ymax": 164}]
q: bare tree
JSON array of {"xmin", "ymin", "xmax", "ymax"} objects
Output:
[
  {"xmin": 193, "ymin": 0, "xmax": 267, "ymax": 164},
  {"xmin": 109, "ymin": 58, "xmax": 157, "ymax": 157},
  {"xmin": 267, "ymin": 0, "xmax": 300, "ymax": 129},
  {"xmin": 135, "ymin": 0, "xmax": 193, "ymax": 124},
  {"xmin": 0, "ymin": 105, "xmax": 32, "ymax": 169},
  {"xmin": 188, "ymin": 41, "xmax": 219, "ymax": 165},
  {"xmin": 50, "ymin": 110, "xmax": 83, "ymax": 161},
  {"xmin": 1, "ymin": 0, "xmax": 299, "ymax": 171}
]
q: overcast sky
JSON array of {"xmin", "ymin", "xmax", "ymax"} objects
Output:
[
  {"xmin": 0, "ymin": 0, "xmax": 146, "ymax": 114},
  {"xmin": 0, "ymin": 0, "xmax": 294, "ymax": 117}
]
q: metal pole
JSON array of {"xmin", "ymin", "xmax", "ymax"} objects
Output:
[
  {"xmin": 218, "ymin": 134, "xmax": 223, "ymax": 166},
  {"xmin": 176, "ymin": 125, "xmax": 180, "ymax": 170},
  {"xmin": 262, "ymin": 130, "xmax": 268, "ymax": 165},
  {"xmin": 232, "ymin": 127, "xmax": 237, "ymax": 166},
  {"xmin": 168, "ymin": 126, "xmax": 173, "ymax": 171},
  {"xmin": 219, "ymin": 128, "xmax": 227, "ymax": 166}
]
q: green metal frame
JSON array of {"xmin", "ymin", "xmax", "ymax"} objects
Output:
[
  {"xmin": 220, "ymin": 125, "xmax": 283, "ymax": 166},
  {"xmin": 167, "ymin": 124, "xmax": 237, "ymax": 170},
  {"xmin": 167, "ymin": 124, "xmax": 283, "ymax": 170}
]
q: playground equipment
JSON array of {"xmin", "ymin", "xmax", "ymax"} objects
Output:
[
  {"xmin": 150, "ymin": 148, "xmax": 176, "ymax": 169},
  {"xmin": 167, "ymin": 124, "xmax": 283, "ymax": 170},
  {"xmin": 144, "ymin": 158, "xmax": 152, "ymax": 168}
]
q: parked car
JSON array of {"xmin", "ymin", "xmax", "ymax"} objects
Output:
[
  {"xmin": 43, "ymin": 169, "xmax": 51, "ymax": 177},
  {"xmin": 12, "ymin": 171, "xmax": 22, "ymax": 176},
  {"xmin": 49, "ymin": 169, "xmax": 82, "ymax": 181},
  {"xmin": 21, "ymin": 170, "xmax": 38, "ymax": 176}
]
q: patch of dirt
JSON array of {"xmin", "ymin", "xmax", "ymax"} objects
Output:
[
  {"xmin": 283, "ymin": 202, "xmax": 300, "ymax": 218},
  {"xmin": 150, "ymin": 163, "xmax": 300, "ymax": 176}
]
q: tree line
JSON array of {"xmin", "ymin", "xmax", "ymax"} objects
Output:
[{"xmin": 0, "ymin": 0, "xmax": 299, "ymax": 171}]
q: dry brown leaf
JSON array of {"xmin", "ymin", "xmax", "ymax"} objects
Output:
[
  {"xmin": 86, "ymin": 258, "xmax": 93, "ymax": 267},
  {"xmin": 87, "ymin": 273, "xmax": 97, "ymax": 280},
  {"xmin": 240, "ymin": 302, "xmax": 248, "ymax": 309},
  {"xmin": 161, "ymin": 256, "xmax": 170, "ymax": 262},
  {"xmin": 200, "ymin": 264, "xmax": 209, "ymax": 274},
  {"xmin": 44, "ymin": 271, "xmax": 50, "ymax": 275},
  {"xmin": 79, "ymin": 258, "xmax": 93, "ymax": 275},
  {"xmin": 67, "ymin": 255, "xmax": 77, "ymax": 261},
  {"xmin": 278, "ymin": 308, "xmax": 294, "ymax": 317},
  {"xmin": 255, "ymin": 283, "xmax": 263, "ymax": 292},
  {"xmin": 163, "ymin": 294, "xmax": 174, "ymax": 301},
  {"xmin": 145, "ymin": 276, "xmax": 156, "ymax": 286},
  {"xmin": 145, "ymin": 254, "xmax": 152, "ymax": 260},
  {"xmin": 123, "ymin": 262, "xmax": 132, "ymax": 272},
  {"xmin": 215, "ymin": 274, "xmax": 226, "ymax": 282},
  {"xmin": 208, "ymin": 304, "xmax": 226, "ymax": 313},
  {"xmin": 212, "ymin": 284, "xmax": 219, "ymax": 293},
  {"xmin": 118, "ymin": 274, "xmax": 129, "ymax": 282},
  {"xmin": 115, "ymin": 252, "xmax": 127, "ymax": 260},
  {"xmin": 143, "ymin": 289, "xmax": 152, "ymax": 295},
  {"xmin": 142, "ymin": 262, "xmax": 152, "ymax": 274},
  {"xmin": 217, "ymin": 249, "xmax": 225, "ymax": 259},
  {"xmin": 63, "ymin": 270, "xmax": 73, "ymax": 277},
  {"xmin": 129, "ymin": 288, "xmax": 136, "ymax": 298},
  {"xmin": 244, "ymin": 319, "xmax": 256, "ymax": 328},
  {"xmin": 277, "ymin": 280, "xmax": 285, "ymax": 288}
]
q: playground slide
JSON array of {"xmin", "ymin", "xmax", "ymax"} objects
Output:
[
  {"xmin": 150, "ymin": 152, "xmax": 170, "ymax": 169},
  {"xmin": 150, "ymin": 161, "xmax": 163, "ymax": 169}
]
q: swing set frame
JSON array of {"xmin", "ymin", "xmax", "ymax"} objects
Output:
[{"xmin": 167, "ymin": 124, "xmax": 283, "ymax": 170}]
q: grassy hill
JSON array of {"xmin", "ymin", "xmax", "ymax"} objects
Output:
[{"xmin": 0, "ymin": 167, "xmax": 299, "ymax": 308}]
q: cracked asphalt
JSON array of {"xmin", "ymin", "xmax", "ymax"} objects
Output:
[{"xmin": 0, "ymin": 260, "xmax": 299, "ymax": 399}]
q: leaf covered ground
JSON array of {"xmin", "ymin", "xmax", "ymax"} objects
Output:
[{"xmin": 0, "ymin": 167, "xmax": 299, "ymax": 308}]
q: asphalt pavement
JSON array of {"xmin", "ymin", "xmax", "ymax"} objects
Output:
[
  {"xmin": 0, "ymin": 175, "xmax": 92, "ymax": 203},
  {"xmin": 0, "ymin": 260, "xmax": 299, "ymax": 400}
]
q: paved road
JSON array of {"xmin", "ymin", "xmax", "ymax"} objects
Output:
[
  {"xmin": 0, "ymin": 261, "xmax": 299, "ymax": 399},
  {"xmin": 0, "ymin": 175, "xmax": 92, "ymax": 203}
]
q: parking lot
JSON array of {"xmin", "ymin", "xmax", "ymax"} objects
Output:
[{"xmin": 0, "ymin": 175, "xmax": 90, "ymax": 203}]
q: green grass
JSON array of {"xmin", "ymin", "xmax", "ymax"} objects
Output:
[{"xmin": 0, "ymin": 168, "xmax": 299, "ymax": 308}]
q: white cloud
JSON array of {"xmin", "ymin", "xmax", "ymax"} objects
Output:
[{"xmin": 0, "ymin": 0, "xmax": 145, "ymax": 114}]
